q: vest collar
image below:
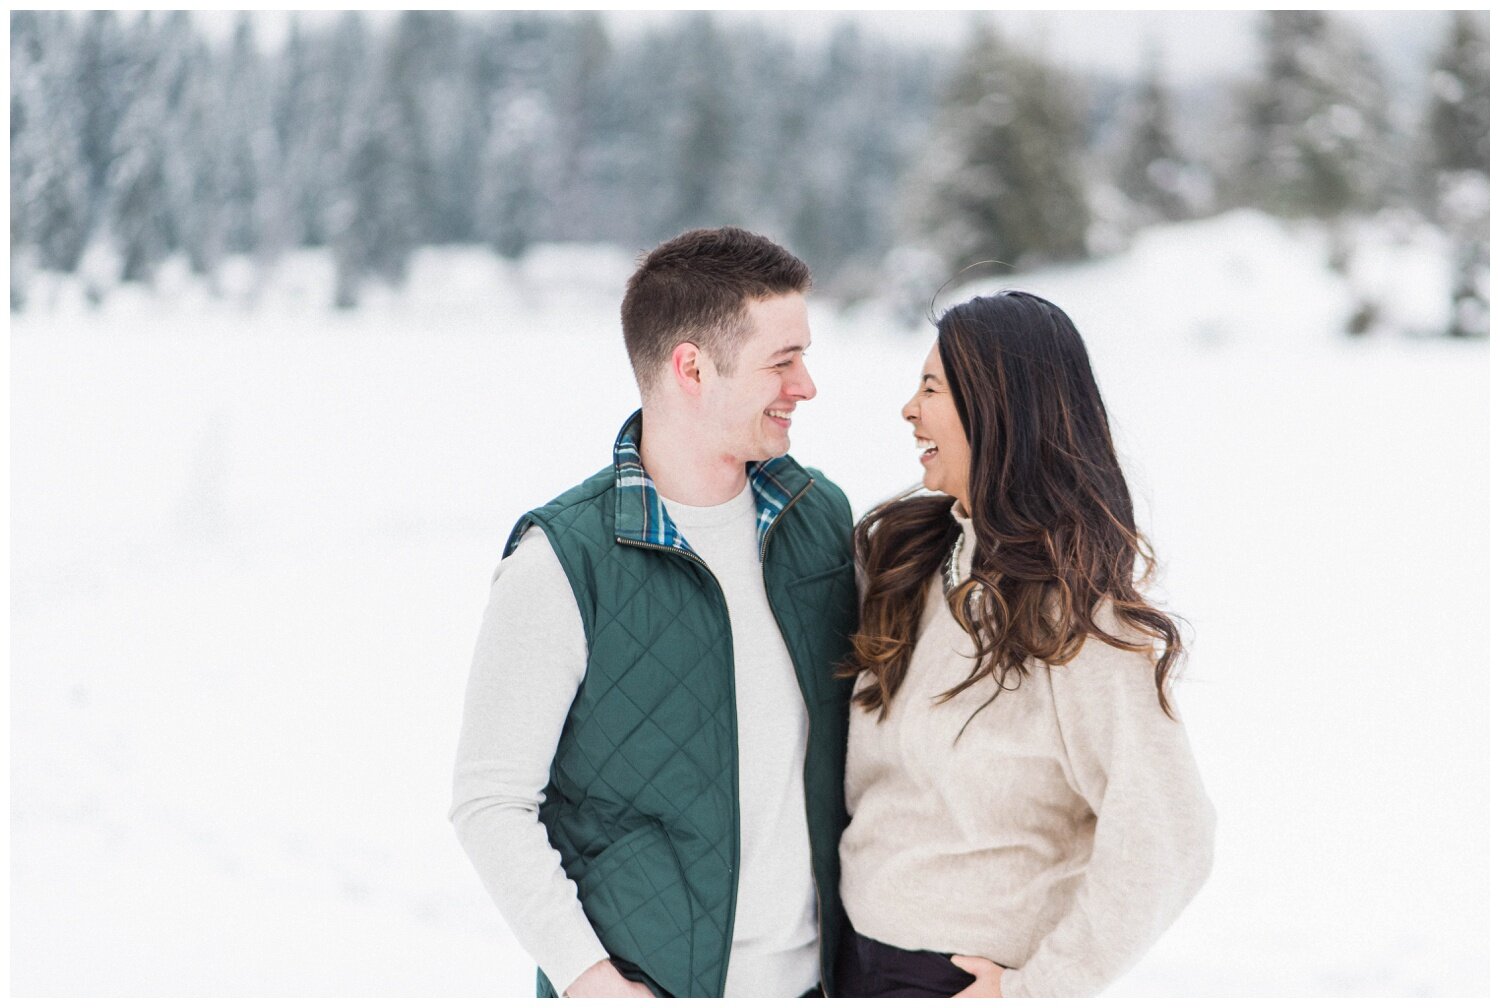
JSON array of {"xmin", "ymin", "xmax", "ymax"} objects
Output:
[{"xmin": 612, "ymin": 409, "xmax": 812, "ymax": 556}]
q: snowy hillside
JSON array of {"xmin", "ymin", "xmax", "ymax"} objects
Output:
[{"xmin": 10, "ymin": 212, "xmax": 1488, "ymax": 995}]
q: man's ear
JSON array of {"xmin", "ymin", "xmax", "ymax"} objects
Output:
[{"xmin": 670, "ymin": 342, "xmax": 704, "ymax": 395}]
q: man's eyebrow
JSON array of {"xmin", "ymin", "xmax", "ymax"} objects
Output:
[{"xmin": 768, "ymin": 343, "xmax": 809, "ymax": 358}]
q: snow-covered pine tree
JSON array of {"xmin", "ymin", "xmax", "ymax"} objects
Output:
[
  {"xmin": 220, "ymin": 16, "xmax": 269, "ymax": 257},
  {"xmin": 570, "ymin": 15, "xmax": 657, "ymax": 248},
  {"xmin": 478, "ymin": 85, "xmax": 556, "ymax": 261},
  {"xmin": 907, "ymin": 22, "xmax": 1091, "ymax": 279},
  {"xmin": 333, "ymin": 14, "xmax": 421, "ymax": 308},
  {"xmin": 1236, "ymin": 11, "xmax": 1393, "ymax": 220},
  {"xmin": 1116, "ymin": 51, "xmax": 1194, "ymax": 227},
  {"xmin": 547, "ymin": 13, "xmax": 612, "ymax": 242},
  {"xmin": 105, "ymin": 12, "xmax": 189, "ymax": 284},
  {"xmin": 174, "ymin": 23, "xmax": 231, "ymax": 287},
  {"xmin": 75, "ymin": 11, "xmax": 130, "ymax": 224},
  {"xmin": 665, "ymin": 14, "xmax": 736, "ymax": 237},
  {"xmin": 443, "ymin": 21, "xmax": 494, "ymax": 248},
  {"xmin": 386, "ymin": 11, "xmax": 468, "ymax": 245},
  {"xmin": 1425, "ymin": 12, "xmax": 1488, "ymax": 338},
  {"xmin": 788, "ymin": 21, "xmax": 885, "ymax": 285},
  {"xmin": 474, "ymin": 12, "xmax": 567, "ymax": 260},
  {"xmin": 1427, "ymin": 11, "xmax": 1488, "ymax": 177},
  {"xmin": 313, "ymin": 11, "xmax": 374, "ymax": 261},
  {"xmin": 11, "ymin": 10, "xmax": 91, "ymax": 300},
  {"xmin": 272, "ymin": 17, "xmax": 322, "ymax": 249},
  {"xmin": 13, "ymin": 9, "xmax": 949, "ymax": 306}
]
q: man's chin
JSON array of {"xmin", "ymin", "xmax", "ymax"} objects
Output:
[{"xmin": 738, "ymin": 432, "xmax": 791, "ymax": 464}]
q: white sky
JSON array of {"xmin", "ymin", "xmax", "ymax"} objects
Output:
[{"xmin": 182, "ymin": 9, "xmax": 1458, "ymax": 87}]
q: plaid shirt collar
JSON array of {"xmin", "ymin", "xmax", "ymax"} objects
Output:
[{"xmin": 612, "ymin": 409, "xmax": 811, "ymax": 556}]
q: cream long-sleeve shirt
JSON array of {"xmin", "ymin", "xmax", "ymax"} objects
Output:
[
  {"xmin": 839, "ymin": 509, "xmax": 1215, "ymax": 997},
  {"xmin": 450, "ymin": 483, "xmax": 820, "ymax": 997}
]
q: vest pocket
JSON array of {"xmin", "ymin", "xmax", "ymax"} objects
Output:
[
  {"xmin": 785, "ymin": 560, "xmax": 854, "ymax": 590},
  {"xmin": 573, "ymin": 819, "xmax": 694, "ymax": 997},
  {"xmin": 784, "ymin": 562, "xmax": 858, "ymax": 706}
]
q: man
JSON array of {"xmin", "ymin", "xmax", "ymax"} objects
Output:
[{"xmin": 450, "ymin": 227, "xmax": 858, "ymax": 998}]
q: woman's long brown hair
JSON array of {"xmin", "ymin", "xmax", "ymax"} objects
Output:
[{"xmin": 843, "ymin": 291, "xmax": 1182, "ymax": 724}]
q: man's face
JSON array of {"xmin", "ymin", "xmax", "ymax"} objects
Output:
[{"xmin": 699, "ymin": 292, "xmax": 816, "ymax": 464}]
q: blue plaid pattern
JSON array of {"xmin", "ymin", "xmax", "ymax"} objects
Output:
[
  {"xmin": 747, "ymin": 454, "xmax": 796, "ymax": 546},
  {"xmin": 613, "ymin": 420, "xmax": 692, "ymax": 551},
  {"xmin": 612, "ymin": 410, "xmax": 808, "ymax": 557}
]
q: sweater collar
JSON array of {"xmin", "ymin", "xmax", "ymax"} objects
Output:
[
  {"xmin": 612, "ymin": 409, "xmax": 812, "ymax": 556},
  {"xmin": 949, "ymin": 501, "xmax": 978, "ymax": 583}
]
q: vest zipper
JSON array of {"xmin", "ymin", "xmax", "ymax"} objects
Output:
[
  {"xmin": 616, "ymin": 536, "xmax": 741, "ymax": 997},
  {"xmin": 615, "ymin": 475, "xmax": 819, "ymax": 996},
  {"xmin": 759, "ymin": 481, "xmax": 813, "ymax": 563},
  {"xmin": 756, "ymin": 479, "xmax": 832, "ymax": 994}
]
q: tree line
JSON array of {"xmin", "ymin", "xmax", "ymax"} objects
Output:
[{"xmin": 9, "ymin": 11, "xmax": 1488, "ymax": 334}]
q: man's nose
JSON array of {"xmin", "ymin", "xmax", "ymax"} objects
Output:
[{"xmin": 787, "ymin": 358, "xmax": 816, "ymax": 401}]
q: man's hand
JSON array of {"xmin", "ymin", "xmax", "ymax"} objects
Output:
[
  {"xmin": 563, "ymin": 958, "xmax": 656, "ymax": 998},
  {"xmin": 950, "ymin": 955, "xmax": 1003, "ymax": 998}
]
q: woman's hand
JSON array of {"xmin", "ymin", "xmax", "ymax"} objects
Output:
[{"xmin": 950, "ymin": 955, "xmax": 1003, "ymax": 997}]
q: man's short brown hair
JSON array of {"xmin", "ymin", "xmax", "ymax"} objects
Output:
[{"xmin": 621, "ymin": 227, "xmax": 811, "ymax": 394}]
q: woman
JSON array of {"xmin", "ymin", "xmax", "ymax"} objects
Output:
[{"xmin": 836, "ymin": 291, "xmax": 1215, "ymax": 998}]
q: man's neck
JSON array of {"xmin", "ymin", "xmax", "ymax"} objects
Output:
[{"xmin": 639, "ymin": 408, "xmax": 749, "ymax": 507}]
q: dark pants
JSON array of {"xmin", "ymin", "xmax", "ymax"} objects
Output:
[{"xmin": 835, "ymin": 929, "xmax": 978, "ymax": 997}]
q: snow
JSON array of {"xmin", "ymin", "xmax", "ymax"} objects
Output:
[{"xmin": 9, "ymin": 211, "xmax": 1488, "ymax": 996}]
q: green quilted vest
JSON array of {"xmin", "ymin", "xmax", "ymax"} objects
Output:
[{"xmin": 504, "ymin": 411, "xmax": 857, "ymax": 997}]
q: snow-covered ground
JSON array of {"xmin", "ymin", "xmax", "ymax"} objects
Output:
[{"xmin": 10, "ymin": 212, "xmax": 1488, "ymax": 995}]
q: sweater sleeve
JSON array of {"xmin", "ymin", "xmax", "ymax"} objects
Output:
[
  {"xmin": 448, "ymin": 526, "xmax": 610, "ymax": 994},
  {"xmin": 1001, "ymin": 618, "xmax": 1216, "ymax": 998}
]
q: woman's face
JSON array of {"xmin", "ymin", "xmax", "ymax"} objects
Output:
[{"xmin": 902, "ymin": 341, "xmax": 972, "ymax": 514}]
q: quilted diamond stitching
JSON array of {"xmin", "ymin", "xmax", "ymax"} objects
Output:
[{"xmin": 522, "ymin": 458, "xmax": 854, "ymax": 996}]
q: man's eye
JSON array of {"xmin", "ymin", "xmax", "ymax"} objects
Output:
[{"xmin": 774, "ymin": 360, "xmax": 792, "ymax": 369}]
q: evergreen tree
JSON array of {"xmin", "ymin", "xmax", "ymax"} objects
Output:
[
  {"xmin": 311, "ymin": 12, "xmax": 374, "ymax": 254},
  {"xmin": 474, "ymin": 12, "xmax": 566, "ymax": 259},
  {"xmin": 105, "ymin": 12, "xmax": 188, "ymax": 283},
  {"xmin": 782, "ymin": 21, "xmax": 909, "ymax": 286},
  {"xmin": 11, "ymin": 11, "xmax": 90, "ymax": 283},
  {"xmin": 380, "ymin": 11, "xmax": 460, "ymax": 244},
  {"xmin": 1237, "ymin": 11, "xmax": 1393, "ymax": 219},
  {"xmin": 549, "ymin": 13, "xmax": 612, "ymax": 240},
  {"xmin": 11, "ymin": 9, "xmax": 953, "ymax": 306},
  {"xmin": 332, "ymin": 14, "xmax": 421, "ymax": 308},
  {"xmin": 75, "ymin": 11, "xmax": 129, "ymax": 223},
  {"xmin": 478, "ymin": 86, "xmax": 556, "ymax": 260},
  {"xmin": 909, "ymin": 23, "xmax": 1091, "ymax": 277},
  {"xmin": 219, "ymin": 15, "xmax": 284, "ymax": 261},
  {"xmin": 664, "ymin": 14, "xmax": 736, "ymax": 235},
  {"xmin": 1116, "ymin": 53, "xmax": 1194, "ymax": 225},
  {"xmin": 445, "ymin": 19, "xmax": 495, "ymax": 247},
  {"xmin": 1424, "ymin": 12, "xmax": 1489, "ymax": 338},
  {"xmin": 1427, "ymin": 11, "xmax": 1488, "ymax": 177},
  {"xmin": 272, "ymin": 16, "xmax": 322, "ymax": 248},
  {"xmin": 175, "ymin": 25, "xmax": 230, "ymax": 284}
]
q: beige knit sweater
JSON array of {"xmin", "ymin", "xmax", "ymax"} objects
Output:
[{"xmin": 839, "ymin": 509, "xmax": 1215, "ymax": 997}]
